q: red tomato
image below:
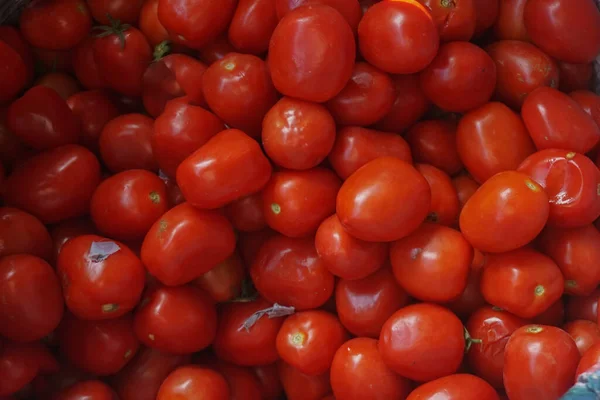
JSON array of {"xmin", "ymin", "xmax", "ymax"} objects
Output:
[
  {"xmin": 459, "ymin": 171, "xmax": 549, "ymax": 253},
  {"xmin": 416, "ymin": 0, "xmax": 476, "ymax": 41},
  {"xmin": 504, "ymin": 325, "xmax": 580, "ymax": 400},
  {"xmin": 409, "ymin": 374, "xmax": 499, "ymax": 400},
  {"xmin": 420, "ymin": 41, "xmax": 497, "ymax": 113},
  {"xmin": 53, "ymin": 380, "xmax": 117, "ymax": 400},
  {"xmin": 0, "ymin": 341, "xmax": 59, "ymax": 397},
  {"xmin": 262, "ymin": 168, "xmax": 341, "ymax": 238},
  {"xmin": 405, "ymin": 120, "xmax": 463, "ymax": 176},
  {"xmin": 193, "ymin": 252, "xmax": 245, "ymax": 303},
  {"xmin": 0, "ymin": 26, "xmax": 34, "ymax": 82},
  {"xmin": 88, "ymin": 0, "xmax": 143, "ymax": 24},
  {"xmin": 531, "ymin": 298, "xmax": 566, "ymax": 327},
  {"xmin": 269, "ymin": 4, "xmax": 355, "ymax": 102},
  {"xmin": 250, "ymin": 235, "xmax": 335, "ymax": 310},
  {"xmin": 452, "ymin": 174, "xmax": 480, "ymax": 211},
  {"xmin": 198, "ymin": 35, "xmax": 237, "ymax": 65},
  {"xmin": 336, "ymin": 157, "xmax": 431, "ymax": 242},
  {"xmin": 36, "ymin": 72, "xmax": 80, "ymax": 100},
  {"xmin": 493, "ymin": 0, "xmax": 529, "ymax": 40},
  {"xmin": 224, "ymin": 194, "xmax": 267, "ymax": 233},
  {"xmin": 50, "ymin": 217, "xmax": 97, "ymax": 264},
  {"xmin": 141, "ymin": 203, "xmax": 235, "ymax": 286},
  {"xmin": 253, "ymin": 364, "xmax": 284, "ymax": 400},
  {"xmin": 33, "ymin": 46, "xmax": 74, "ymax": 73},
  {"xmin": 212, "ymin": 362, "xmax": 264, "ymax": 400},
  {"xmin": 566, "ymin": 288, "xmax": 600, "ymax": 323},
  {"xmin": 571, "ymin": 90, "xmax": 600, "ymax": 129},
  {"xmin": 157, "ymin": 366, "xmax": 230, "ymax": 400},
  {"xmin": 138, "ymin": 0, "xmax": 168, "ymax": 46},
  {"xmin": 0, "ymin": 110, "xmax": 30, "ymax": 169},
  {"xmin": 457, "ymin": 102, "xmax": 536, "ymax": 183},
  {"xmin": 0, "ymin": 38, "xmax": 29, "ymax": 105},
  {"xmin": 576, "ymin": 342, "xmax": 600, "ymax": 378},
  {"xmin": 0, "ymin": 207, "xmax": 53, "ymax": 261},
  {"xmin": 72, "ymin": 37, "xmax": 105, "ymax": 90},
  {"xmin": 7, "ymin": 86, "xmax": 79, "ymax": 151},
  {"xmin": 278, "ymin": 361, "xmax": 332, "ymax": 400},
  {"xmin": 379, "ymin": 303, "xmax": 465, "ymax": 381},
  {"xmin": 262, "ymin": 98, "xmax": 335, "ymax": 171},
  {"xmin": 3, "ymin": 145, "xmax": 101, "ymax": 224},
  {"xmin": 416, "ymin": 164, "xmax": 460, "ymax": 226},
  {"xmin": 19, "ymin": 0, "xmax": 92, "ymax": 50},
  {"xmin": 524, "ymin": 0, "xmax": 600, "ymax": 63},
  {"xmin": 176, "ymin": 129, "xmax": 272, "ymax": 209},
  {"xmin": 67, "ymin": 90, "xmax": 120, "ymax": 152},
  {"xmin": 228, "ymin": 0, "xmax": 279, "ymax": 55},
  {"xmin": 473, "ymin": 0, "xmax": 499, "ymax": 35},
  {"xmin": 275, "ymin": 0, "xmax": 361, "ymax": 33},
  {"xmin": 446, "ymin": 265, "xmax": 486, "ymax": 320},
  {"xmin": 518, "ymin": 149, "xmax": 600, "ymax": 227},
  {"xmin": 559, "ymin": 62, "xmax": 594, "ymax": 93},
  {"xmin": 564, "ymin": 320, "xmax": 600, "ymax": 356}
]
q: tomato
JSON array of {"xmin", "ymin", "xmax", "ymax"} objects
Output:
[
  {"xmin": 564, "ymin": 320, "xmax": 600, "ymax": 356},
  {"xmin": 405, "ymin": 120, "xmax": 463, "ymax": 176},
  {"xmin": 139, "ymin": 0, "xmax": 169, "ymax": 46},
  {"xmin": 459, "ymin": 171, "xmax": 549, "ymax": 253},
  {"xmin": 251, "ymin": 235, "xmax": 334, "ymax": 310},
  {"xmin": 504, "ymin": 325, "xmax": 580, "ymax": 400},
  {"xmin": 571, "ymin": 90, "xmax": 600, "ymax": 129},
  {"xmin": 379, "ymin": 303, "xmax": 464, "ymax": 381},
  {"xmin": 0, "ymin": 341, "xmax": 59, "ymax": 397},
  {"xmin": 417, "ymin": 0, "xmax": 476, "ymax": 41},
  {"xmin": 198, "ymin": 35, "xmax": 237, "ymax": 65},
  {"xmin": 0, "ymin": 34, "xmax": 29, "ymax": 105},
  {"xmin": 524, "ymin": 0, "xmax": 600, "ymax": 63},
  {"xmin": 531, "ymin": 298, "xmax": 565, "ymax": 326},
  {"xmin": 33, "ymin": 46, "xmax": 75, "ymax": 73},
  {"xmin": 278, "ymin": 361, "xmax": 332, "ymax": 400},
  {"xmin": 19, "ymin": 0, "xmax": 92, "ymax": 50},
  {"xmin": 558, "ymin": 62, "xmax": 594, "ymax": 93},
  {"xmin": 193, "ymin": 252, "xmax": 245, "ymax": 303},
  {"xmin": 473, "ymin": 0, "xmax": 499, "ymax": 35},
  {"xmin": 269, "ymin": 4, "xmax": 355, "ymax": 102},
  {"xmin": 3, "ymin": 145, "xmax": 101, "ymax": 224},
  {"xmin": 566, "ymin": 288, "xmax": 600, "ymax": 323},
  {"xmin": 53, "ymin": 380, "xmax": 117, "ymax": 400},
  {"xmin": 275, "ymin": 0, "xmax": 361, "ymax": 33},
  {"xmin": 7, "ymin": 86, "xmax": 79, "ymax": 151},
  {"xmin": 159, "ymin": 173, "xmax": 185, "ymax": 209},
  {"xmin": 99, "ymin": 113, "xmax": 158, "ymax": 172},
  {"xmin": 50, "ymin": 217, "xmax": 96, "ymax": 263},
  {"xmin": 88, "ymin": 0, "xmax": 144, "ymax": 24},
  {"xmin": 253, "ymin": 364, "xmax": 283, "ymax": 400},
  {"xmin": 420, "ymin": 41, "xmax": 497, "ymax": 113},
  {"xmin": 374, "ymin": 74, "xmax": 430, "ymax": 133},
  {"xmin": 157, "ymin": 366, "xmax": 230, "ymax": 400},
  {"xmin": 0, "ymin": 110, "xmax": 30, "ymax": 169},
  {"xmin": 67, "ymin": 90, "xmax": 119, "ymax": 152},
  {"xmin": 224, "ymin": 194, "xmax": 266, "ymax": 233},
  {"xmin": 337, "ymin": 157, "xmax": 431, "ymax": 242},
  {"xmin": 452, "ymin": 174, "xmax": 480, "ymax": 211},
  {"xmin": 0, "ymin": 207, "xmax": 53, "ymax": 261},
  {"xmin": 409, "ymin": 374, "xmax": 499, "ymax": 399},
  {"xmin": 518, "ymin": 149, "xmax": 600, "ymax": 227},
  {"xmin": 36, "ymin": 72, "xmax": 80, "ymax": 101},
  {"xmin": 576, "ymin": 342, "xmax": 600, "ymax": 378},
  {"xmin": 228, "ymin": 0, "xmax": 278, "ymax": 55},
  {"xmin": 416, "ymin": 164, "xmax": 460, "ymax": 226},
  {"xmin": 141, "ymin": 203, "xmax": 236, "ymax": 286},
  {"xmin": 262, "ymin": 169, "xmax": 341, "ymax": 238},
  {"xmin": 212, "ymin": 362, "xmax": 263, "ymax": 400},
  {"xmin": 493, "ymin": 0, "xmax": 529, "ymax": 41},
  {"xmin": 447, "ymin": 265, "xmax": 486, "ymax": 320},
  {"xmin": 72, "ymin": 37, "xmax": 105, "ymax": 90}
]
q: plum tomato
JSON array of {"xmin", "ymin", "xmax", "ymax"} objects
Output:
[
  {"xmin": 224, "ymin": 194, "xmax": 267, "ymax": 233},
  {"xmin": 493, "ymin": 0, "xmax": 529, "ymax": 41},
  {"xmin": 278, "ymin": 361, "xmax": 332, "ymax": 400},
  {"xmin": 564, "ymin": 320, "xmax": 600, "ymax": 356},
  {"xmin": 157, "ymin": 366, "xmax": 230, "ymax": 400},
  {"xmin": 406, "ymin": 374, "xmax": 499, "ymax": 400},
  {"xmin": 193, "ymin": 251, "xmax": 245, "ymax": 303},
  {"xmin": 416, "ymin": 164, "xmax": 460, "ymax": 226},
  {"xmin": 53, "ymin": 380, "xmax": 118, "ymax": 400},
  {"xmin": 0, "ymin": 207, "xmax": 53, "ymax": 262},
  {"xmin": 416, "ymin": 0, "xmax": 476, "ymax": 42},
  {"xmin": 228, "ymin": 0, "xmax": 279, "ymax": 55},
  {"xmin": 67, "ymin": 90, "xmax": 120, "ymax": 152},
  {"xmin": 405, "ymin": 119, "xmax": 463, "ymax": 176},
  {"xmin": 0, "ymin": 38, "xmax": 28, "ymax": 105}
]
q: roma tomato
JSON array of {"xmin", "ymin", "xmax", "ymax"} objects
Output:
[
  {"xmin": 335, "ymin": 267, "xmax": 409, "ymax": 338},
  {"xmin": 268, "ymin": 4, "xmax": 355, "ymax": 102},
  {"xmin": 0, "ymin": 207, "xmax": 52, "ymax": 261},
  {"xmin": 193, "ymin": 252, "xmax": 245, "ymax": 303},
  {"xmin": 416, "ymin": 0, "xmax": 476, "ymax": 41},
  {"xmin": 224, "ymin": 194, "xmax": 267, "ymax": 233},
  {"xmin": 72, "ymin": 37, "xmax": 105, "ymax": 90},
  {"xmin": 275, "ymin": 0, "xmax": 362, "ymax": 33},
  {"xmin": 452, "ymin": 174, "xmax": 480, "ymax": 211},
  {"xmin": 559, "ymin": 62, "xmax": 594, "ymax": 93},
  {"xmin": 456, "ymin": 102, "xmax": 536, "ymax": 183},
  {"xmin": 0, "ymin": 341, "xmax": 59, "ymax": 397},
  {"xmin": 405, "ymin": 120, "xmax": 463, "ymax": 176},
  {"xmin": 53, "ymin": 380, "xmax": 117, "ymax": 400},
  {"xmin": 262, "ymin": 97, "xmax": 336, "ymax": 171},
  {"xmin": 459, "ymin": 171, "xmax": 549, "ymax": 253},
  {"xmin": 504, "ymin": 325, "xmax": 580, "ymax": 400},
  {"xmin": 576, "ymin": 342, "xmax": 600, "ymax": 378},
  {"xmin": 157, "ymin": 366, "xmax": 230, "ymax": 400},
  {"xmin": 88, "ymin": 0, "xmax": 144, "ymax": 24},
  {"xmin": 336, "ymin": 157, "xmax": 431, "ymax": 242},
  {"xmin": 407, "ymin": 374, "xmax": 499, "ymax": 400},
  {"xmin": 67, "ymin": 90, "xmax": 120, "ymax": 152},
  {"xmin": 480, "ymin": 248, "xmax": 564, "ymax": 319},
  {"xmin": 391, "ymin": 223, "xmax": 472, "ymax": 303},
  {"xmin": 262, "ymin": 168, "xmax": 341, "ymax": 238},
  {"xmin": 58, "ymin": 235, "xmax": 146, "ymax": 320},
  {"xmin": 493, "ymin": 0, "xmax": 529, "ymax": 41},
  {"xmin": 278, "ymin": 361, "xmax": 332, "ymax": 400},
  {"xmin": 564, "ymin": 320, "xmax": 600, "ymax": 356},
  {"xmin": 228, "ymin": 0, "xmax": 279, "ymax": 55},
  {"xmin": 420, "ymin": 41, "xmax": 497, "ymax": 113},
  {"xmin": 36, "ymin": 72, "xmax": 80, "ymax": 100},
  {"xmin": 176, "ymin": 129, "xmax": 272, "ymax": 210},
  {"xmin": 133, "ymin": 285, "xmax": 217, "ymax": 354},
  {"xmin": 416, "ymin": 164, "xmax": 460, "ymax": 226},
  {"xmin": 2, "ymin": 145, "xmax": 101, "ymax": 224},
  {"xmin": 473, "ymin": 0, "xmax": 499, "ymax": 35},
  {"xmin": 517, "ymin": 149, "xmax": 600, "ymax": 227},
  {"xmin": 141, "ymin": 203, "xmax": 236, "ymax": 286},
  {"xmin": 571, "ymin": 90, "xmax": 600, "ymax": 129}
]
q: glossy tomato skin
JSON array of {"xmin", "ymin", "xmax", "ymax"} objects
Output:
[
  {"xmin": 141, "ymin": 203, "xmax": 236, "ymax": 286},
  {"xmin": 459, "ymin": 171, "xmax": 549, "ymax": 253},
  {"xmin": 564, "ymin": 320, "xmax": 600, "ymax": 356},
  {"xmin": 407, "ymin": 374, "xmax": 499, "ymax": 400},
  {"xmin": 88, "ymin": 0, "xmax": 143, "ymax": 24},
  {"xmin": 337, "ymin": 157, "xmax": 431, "ymax": 242},
  {"xmin": 193, "ymin": 252, "xmax": 245, "ymax": 303},
  {"xmin": 224, "ymin": 194, "xmax": 266, "ymax": 233},
  {"xmin": 0, "ymin": 207, "xmax": 53, "ymax": 261},
  {"xmin": 138, "ymin": 0, "xmax": 169, "ymax": 46},
  {"xmin": 518, "ymin": 149, "xmax": 600, "ymax": 227},
  {"xmin": 405, "ymin": 120, "xmax": 463, "ymax": 176},
  {"xmin": 268, "ymin": 4, "xmax": 355, "ymax": 102},
  {"xmin": 420, "ymin": 41, "xmax": 497, "ymax": 113},
  {"xmin": 157, "ymin": 366, "xmax": 230, "ymax": 400},
  {"xmin": 416, "ymin": 164, "xmax": 460, "ymax": 226},
  {"xmin": 457, "ymin": 102, "xmax": 536, "ymax": 183},
  {"xmin": 3, "ymin": 145, "xmax": 101, "ymax": 224},
  {"xmin": 576, "ymin": 342, "xmax": 600, "ymax": 378},
  {"xmin": 493, "ymin": 0, "xmax": 529, "ymax": 40},
  {"xmin": 278, "ymin": 361, "xmax": 332, "ymax": 400},
  {"xmin": 177, "ymin": 129, "xmax": 272, "ymax": 209},
  {"xmin": 67, "ymin": 90, "xmax": 120, "ymax": 152},
  {"xmin": 275, "ymin": 0, "xmax": 362, "ymax": 33},
  {"xmin": 504, "ymin": 325, "xmax": 580, "ymax": 400},
  {"xmin": 228, "ymin": 0, "xmax": 278, "ymax": 55},
  {"xmin": 417, "ymin": 0, "xmax": 476, "ymax": 41}
]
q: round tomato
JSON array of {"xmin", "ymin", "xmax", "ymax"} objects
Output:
[
  {"xmin": 493, "ymin": 0, "xmax": 529, "ymax": 41},
  {"xmin": 564, "ymin": 320, "xmax": 600, "ymax": 356},
  {"xmin": 278, "ymin": 361, "xmax": 332, "ymax": 400},
  {"xmin": 417, "ymin": 0, "xmax": 476, "ymax": 41},
  {"xmin": 88, "ymin": 0, "xmax": 144, "ymax": 24},
  {"xmin": 72, "ymin": 37, "xmax": 105, "ymax": 90},
  {"xmin": 193, "ymin": 252, "xmax": 245, "ymax": 303},
  {"xmin": 558, "ymin": 62, "xmax": 594, "ymax": 93},
  {"xmin": 53, "ymin": 380, "xmax": 117, "ymax": 400},
  {"xmin": 405, "ymin": 119, "xmax": 463, "ymax": 176},
  {"xmin": 416, "ymin": 164, "xmax": 460, "ymax": 226},
  {"xmin": 275, "ymin": 0, "xmax": 361, "ymax": 33},
  {"xmin": 228, "ymin": 0, "xmax": 279, "ymax": 55},
  {"xmin": 576, "ymin": 342, "xmax": 600, "ymax": 378},
  {"xmin": 157, "ymin": 366, "xmax": 230, "ymax": 400},
  {"xmin": 407, "ymin": 374, "xmax": 499, "ymax": 400},
  {"xmin": 0, "ymin": 207, "xmax": 53, "ymax": 261},
  {"xmin": 224, "ymin": 194, "xmax": 267, "ymax": 233},
  {"xmin": 67, "ymin": 90, "xmax": 120, "ymax": 152}
]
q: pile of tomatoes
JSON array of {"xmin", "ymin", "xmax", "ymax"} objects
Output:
[{"xmin": 1, "ymin": 0, "xmax": 600, "ymax": 399}]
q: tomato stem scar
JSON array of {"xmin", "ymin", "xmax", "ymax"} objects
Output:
[
  {"xmin": 102, "ymin": 303, "xmax": 119, "ymax": 313},
  {"xmin": 271, "ymin": 203, "xmax": 281, "ymax": 214},
  {"xmin": 534, "ymin": 285, "xmax": 545, "ymax": 296},
  {"xmin": 526, "ymin": 326, "xmax": 543, "ymax": 334}
]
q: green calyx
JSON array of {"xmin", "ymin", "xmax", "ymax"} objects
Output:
[{"xmin": 93, "ymin": 13, "xmax": 131, "ymax": 50}]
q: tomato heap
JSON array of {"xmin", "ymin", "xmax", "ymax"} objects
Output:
[{"xmin": 1, "ymin": 0, "xmax": 600, "ymax": 399}]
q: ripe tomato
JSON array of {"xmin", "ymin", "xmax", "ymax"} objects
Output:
[
  {"xmin": 228, "ymin": 0, "xmax": 279, "ymax": 55},
  {"xmin": 278, "ymin": 361, "xmax": 332, "ymax": 400},
  {"xmin": 564, "ymin": 320, "xmax": 600, "ymax": 356},
  {"xmin": 559, "ymin": 62, "xmax": 594, "ymax": 93},
  {"xmin": 459, "ymin": 171, "xmax": 549, "ymax": 253},
  {"xmin": 416, "ymin": 0, "xmax": 476, "ymax": 41},
  {"xmin": 141, "ymin": 203, "xmax": 236, "ymax": 286},
  {"xmin": 0, "ymin": 341, "xmax": 59, "ymax": 397},
  {"xmin": 531, "ymin": 298, "xmax": 566, "ymax": 327},
  {"xmin": 88, "ymin": 0, "xmax": 143, "ymax": 24},
  {"xmin": 212, "ymin": 362, "xmax": 264, "ymax": 400},
  {"xmin": 224, "ymin": 194, "xmax": 266, "ymax": 233},
  {"xmin": 198, "ymin": 35, "xmax": 237, "ymax": 65},
  {"xmin": 50, "ymin": 217, "xmax": 97, "ymax": 263},
  {"xmin": 139, "ymin": 0, "xmax": 169, "ymax": 46},
  {"xmin": 269, "ymin": 4, "xmax": 355, "ymax": 102},
  {"xmin": 493, "ymin": 0, "xmax": 528, "ymax": 40},
  {"xmin": 262, "ymin": 169, "xmax": 341, "ymax": 238},
  {"xmin": 0, "ymin": 207, "xmax": 53, "ymax": 261},
  {"xmin": 275, "ymin": 0, "xmax": 362, "ymax": 33},
  {"xmin": 447, "ymin": 265, "xmax": 486, "ymax": 320},
  {"xmin": 335, "ymin": 267, "xmax": 409, "ymax": 338},
  {"xmin": 53, "ymin": 380, "xmax": 117, "ymax": 400},
  {"xmin": 67, "ymin": 90, "xmax": 120, "ymax": 152},
  {"xmin": 566, "ymin": 288, "xmax": 600, "ymax": 323},
  {"xmin": 262, "ymin": 98, "xmax": 336, "ymax": 171},
  {"xmin": 405, "ymin": 120, "xmax": 463, "ymax": 176},
  {"xmin": 36, "ymin": 72, "xmax": 81, "ymax": 100},
  {"xmin": 0, "ymin": 38, "xmax": 28, "ymax": 105},
  {"xmin": 193, "ymin": 252, "xmax": 245, "ymax": 303},
  {"xmin": 504, "ymin": 325, "xmax": 580, "ymax": 400},
  {"xmin": 336, "ymin": 157, "xmax": 431, "ymax": 242},
  {"xmin": 457, "ymin": 102, "xmax": 536, "ymax": 183},
  {"xmin": 157, "ymin": 366, "xmax": 230, "ymax": 400},
  {"xmin": 72, "ymin": 37, "xmax": 105, "ymax": 90},
  {"xmin": 253, "ymin": 364, "xmax": 284, "ymax": 400},
  {"xmin": 416, "ymin": 164, "xmax": 460, "ymax": 225},
  {"xmin": 473, "ymin": 0, "xmax": 499, "ymax": 35},
  {"xmin": 571, "ymin": 90, "xmax": 600, "ymax": 129},
  {"xmin": 517, "ymin": 149, "xmax": 600, "ymax": 227},
  {"xmin": 3, "ymin": 145, "xmax": 101, "ymax": 224},
  {"xmin": 576, "ymin": 342, "xmax": 600, "ymax": 378},
  {"xmin": 420, "ymin": 41, "xmax": 497, "ymax": 113},
  {"xmin": 409, "ymin": 374, "xmax": 499, "ymax": 400},
  {"xmin": 452, "ymin": 174, "xmax": 480, "ymax": 211}
]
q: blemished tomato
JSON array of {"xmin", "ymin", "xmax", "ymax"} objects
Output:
[
  {"xmin": 504, "ymin": 325, "xmax": 580, "ymax": 400},
  {"xmin": 262, "ymin": 97, "xmax": 336, "ymax": 171},
  {"xmin": 0, "ymin": 207, "xmax": 53, "ymax": 262},
  {"xmin": 452, "ymin": 174, "xmax": 480, "ymax": 211},
  {"xmin": 416, "ymin": 164, "xmax": 460, "ymax": 226},
  {"xmin": 228, "ymin": 0, "xmax": 278, "ymax": 55},
  {"xmin": 566, "ymin": 288, "xmax": 600, "ymax": 323},
  {"xmin": 457, "ymin": 102, "xmax": 536, "ymax": 183},
  {"xmin": 480, "ymin": 248, "xmax": 564, "ymax": 319},
  {"xmin": 517, "ymin": 149, "xmax": 600, "ymax": 228},
  {"xmin": 2, "ymin": 145, "xmax": 101, "ymax": 224},
  {"xmin": 72, "ymin": 37, "xmax": 105, "ymax": 90},
  {"xmin": 564, "ymin": 320, "xmax": 600, "ymax": 356},
  {"xmin": 57, "ymin": 234, "xmax": 146, "ymax": 320},
  {"xmin": 141, "ymin": 203, "xmax": 236, "ymax": 286},
  {"xmin": 571, "ymin": 90, "xmax": 600, "ymax": 129},
  {"xmin": 537, "ymin": 225, "xmax": 600, "ymax": 296},
  {"xmin": 7, "ymin": 85, "xmax": 79, "ymax": 151},
  {"xmin": 278, "ymin": 361, "xmax": 332, "ymax": 400},
  {"xmin": 417, "ymin": 0, "xmax": 476, "ymax": 42},
  {"xmin": 559, "ymin": 62, "xmax": 594, "ymax": 93},
  {"xmin": 493, "ymin": 0, "xmax": 529, "ymax": 41},
  {"xmin": 250, "ymin": 234, "xmax": 335, "ymax": 309},
  {"xmin": 269, "ymin": 4, "xmax": 355, "ymax": 102},
  {"xmin": 177, "ymin": 129, "xmax": 272, "ymax": 210},
  {"xmin": 420, "ymin": 41, "xmax": 497, "ymax": 113},
  {"xmin": 88, "ymin": 0, "xmax": 144, "ymax": 24},
  {"xmin": 262, "ymin": 168, "xmax": 341, "ymax": 238},
  {"xmin": 157, "ymin": 366, "xmax": 230, "ymax": 400},
  {"xmin": 331, "ymin": 337, "xmax": 412, "ymax": 400},
  {"xmin": 408, "ymin": 374, "xmax": 499, "ymax": 400},
  {"xmin": 67, "ymin": 90, "xmax": 120, "ymax": 152},
  {"xmin": 35, "ymin": 72, "xmax": 80, "ymax": 100},
  {"xmin": 326, "ymin": 62, "xmax": 395, "ymax": 127},
  {"xmin": 253, "ymin": 364, "xmax": 284, "ymax": 400},
  {"xmin": 193, "ymin": 252, "xmax": 245, "ymax": 303},
  {"xmin": 224, "ymin": 194, "xmax": 267, "ymax": 233},
  {"xmin": 459, "ymin": 171, "xmax": 549, "ymax": 253},
  {"xmin": 473, "ymin": 0, "xmax": 499, "ymax": 35},
  {"xmin": 336, "ymin": 157, "xmax": 431, "ymax": 242},
  {"xmin": 447, "ymin": 265, "xmax": 486, "ymax": 320},
  {"xmin": 524, "ymin": 0, "xmax": 600, "ymax": 64},
  {"xmin": 335, "ymin": 267, "xmax": 409, "ymax": 338},
  {"xmin": 275, "ymin": 0, "xmax": 362, "ymax": 33},
  {"xmin": 391, "ymin": 223, "xmax": 472, "ymax": 303},
  {"xmin": 405, "ymin": 120, "xmax": 463, "ymax": 176},
  {"xmin": 522, "ymin": 87, "xmax": 600, "ymax": 154},
  {"xmin": 465, "ymin": 306, "xmax": 527, "ymax": 388},
  {"xmin": 576, "ymin": 342, "xmax": 600, "ymax": 378}
]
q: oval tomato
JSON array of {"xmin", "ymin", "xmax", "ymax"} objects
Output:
[
  {"xmin": 67, "ymin": 90, "xmax": 120, "ymax": 152},
  {"xmin": 493, "ymin": 0, "xmax": 529, "ymax": 41},
  {"xmin": 228, "ymin": 0, "xmax": 279, "ymax": 55},
  {"xmin": 0, "ymin": 341, "xmax": 59, "ymax": 397},
  {"xmin": 405, "ymin": 119, "xmax": 463, "ymax": 176},
  {"xmin": 532, "ymin": 298, "xmax": 566, "ymax": 327},
  {"xmin": 0, "ymin": 38, "xmax": 28, "ymax": 105},
  {"xmin": 446, "ymin": 265, "xmax": 486, "ymax": 320},
  {"xmin": 564, "ymin": 320, "xmax": 600, "ymax": 356},
  {"xmin": 157, "ymin": 366, "xmax": 230, "ymax": 400},
  {"xmin": 566, "ymin": 288, "xmax": 600, "ymax": 323},
  {"xmin": 0, "ymin": 207, "xmax": 53, "ymax": 261},
  {"xmin": 407, "ymin": 374, "xmax": 499, "ymax": 400},
  {"xmin": 416, "ymin": 0, "xmax": 476, "ymax": 42},
  {"xmin": 253, "ymin": 364, "xmax": 284, "ymax": 400}
]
